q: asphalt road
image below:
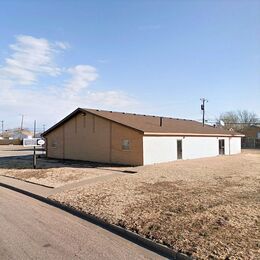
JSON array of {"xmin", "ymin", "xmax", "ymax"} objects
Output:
[
  {"xmin": 0, "ymin": 188, "xmax": 163, "ymax": 260},
  {"xmin": 0, "ymin": 145, "xmax": 43, "ymax": 157}
]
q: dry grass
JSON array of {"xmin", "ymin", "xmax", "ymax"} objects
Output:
[
  {"xmin": 0, "ymin": 155, "xmax": 122, "ymax": 188},
  {"xmin": 1, "ymin": 167, "xmax": 114, "ymax": 188},
  {"xmin": 51, "ymin": 150, "xmax": 260, "ymax": 259},
  {"xmin": 0, "ymin": 145, "xmax": 130, "ymax": 187}
]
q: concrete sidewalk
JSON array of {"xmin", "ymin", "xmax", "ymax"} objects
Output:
[
  {"xmin": 0, "ymin": 172, "xmax": 121, "ymax": 197},
  {"xmin": 47, "ymin": 172, "xmax": 118, "ymax": 196}
]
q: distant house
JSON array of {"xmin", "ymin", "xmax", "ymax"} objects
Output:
[
  {"xmin": 42, "ymin": 108, "xmax": 244, "ymax": 166},
  {"xmin": 241, "ymin": 125, "xmax": 260, "ymax": 139},
  {"xmin": 241, "ymin": 125, "xmax": 260, "ymax": 149},
  {"xmin": 12, "ymin": 130, "xmax": 33, "ymax": 140},
  {"xmin": 0, "ymin": 129, "xmax": 33, "ymax": 141}
]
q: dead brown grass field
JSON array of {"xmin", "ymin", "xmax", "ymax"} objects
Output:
[{"xmin": 51, "ymin": 150, "xmax": 260, "ymax": 259}]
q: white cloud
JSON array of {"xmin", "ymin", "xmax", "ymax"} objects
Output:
[
  {"xmin": 89, "ymin": 91, "xmax": 137, "ymax": 107},
  {"xmin": 0, "ymin": 81, "xmax": 138, "ymax": 129},
  {"xmin": 55, "ymin": 41, "xmax": 70, "ymax": 50},
  {"xmin": 0, "ymin": 35, "xmax": 139, "ymax": 129},
  {"xmin": 0, "ymin": 35, "xmax": 65, "ymax": 85},
  {"xmin": 65, "ymin": 65, "xmax": 98, "ymax": 94}
]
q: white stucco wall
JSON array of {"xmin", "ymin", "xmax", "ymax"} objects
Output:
[
  {"xmin": 183, "ymin": 137, "xmax": 219, "ymax": 159},
  {"xmin": 143, "ymin": 136, "xmax": 179, "ymax": 165},
  {"xmin": 143, "ymin": 136, "xmax": 241, "ymax": 165},
  {"xmin": 229, "ymin": 137, "xmax": 241, "ymax": 154}
]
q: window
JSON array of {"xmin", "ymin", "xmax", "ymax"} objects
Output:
[
  {"xmin": 122, "ymin": 139, "xmax": 130, "ymax": 150},
  {"xmin": 257, "ymin": 132, "xmax": 260, "ymax": 139},
  {"xmin": 51, "ymin": 141, "xmax": 57, "ymax": 148}
]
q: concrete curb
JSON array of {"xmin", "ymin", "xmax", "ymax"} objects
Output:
[{"xmin": 0, "ymin": 182, "xmax": 191, "ymax": 260}]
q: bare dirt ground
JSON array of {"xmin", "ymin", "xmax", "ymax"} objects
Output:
[
  {"xmin": 51, "ymin": 150, "xmax": 260, "ymax": 259},
  {"xmin": 0, "ymin": 145, "xmax": 126, "ymax": 188}
]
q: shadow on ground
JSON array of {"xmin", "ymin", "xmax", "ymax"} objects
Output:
[{"xmin": 0, "ymin": 155, "xmax": 137, "ymax": 174}]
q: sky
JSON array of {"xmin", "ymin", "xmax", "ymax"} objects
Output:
[{"xmin": 0, "ymin": 0, "xmax": 259, "ymax": 131}]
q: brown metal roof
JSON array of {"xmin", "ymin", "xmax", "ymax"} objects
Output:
[
  {"xmin": 42, "ymin": 108, "xmax": 243, "ymax": 137},
  {"xmin": 84, "ymin": 109, "xmax": 243, "ymax": 137}
]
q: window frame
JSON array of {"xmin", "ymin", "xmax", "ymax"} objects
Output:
[
  {"xmin": 51, "ymin": 140, "xmax": 57, "ymax": 148},
  {"xmin": 121, "ymin": 139, "xmax": 130, "ymax": 151}
]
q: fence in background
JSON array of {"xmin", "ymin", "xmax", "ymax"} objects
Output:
[
  {"xmin": 242, "ymin": 137, "xmax": 260, "ymax": 149},
  {"xmin": 0, "ymin": 139, "xmax": 22, "ymax": 145}
]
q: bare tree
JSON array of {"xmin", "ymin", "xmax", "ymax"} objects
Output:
[
  {"xmin": 237, "ymin": 110, "xmax": 258, "ymax": 125},
  {"xmin": 218, "ymin": 110, "xmax": 258, "ymax": 131}
]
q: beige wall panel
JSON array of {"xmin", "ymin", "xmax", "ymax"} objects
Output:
[
  {"xmin": 63, "ymin": 113, "xmax": 111, "ymax": 162},
  {"xmin": 45, "ymin": 126, "xmax": 64, "ymax": 159},
  {"xmin": 46, "ymin": 113, "xmax": 111, "ymax": 162},
  {"xmin": 45, "ymin": 112, "xmax": 143, "ymax": 165},
  {"xmin": 111, "ymin": 123, "xmax": 143, "ymax": 165}
]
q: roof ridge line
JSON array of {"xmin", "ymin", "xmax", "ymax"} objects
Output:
[{"xmin": 83, "ymin": 108, "xmax": 195, "ymax": 121}]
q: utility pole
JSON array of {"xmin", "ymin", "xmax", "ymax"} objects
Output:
[
  {"xmin": 43, "ymin": 124, "xmax": 46, "ymax": 133},
  {"xmin": 33, "ymin": 120, "xmax": 36, "ymax": 169},
  {"xmin": 200, "ymin": 98, "xmax": 208, "ymax": 127},
  {"xmin": 20, "ymin": 115, "xmax": 24, "ymax": 131},
  {"xmin": 0, "ymin": 120, "xmax": 3, "ymax": 136}
]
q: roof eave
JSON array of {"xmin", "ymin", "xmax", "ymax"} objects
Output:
[
  {"xmin": 143, "ymin": 132, "xmax": 245, "ymax": 137},
  {"xmin": 42, "ymin": 108, "xmax": 85, "ymax": 137},
  {"xmin": 42, "ymin": 108, "xmax": 144, "ymax": 137}
]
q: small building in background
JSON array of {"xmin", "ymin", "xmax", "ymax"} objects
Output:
[
  {"xmin": 42, "ymin": 108, "xmax": 244, "ymax": 166},
  {"xmin": 241, "ymin": 125, "xmax": 260, "ymax": 149},
  {"xmin": 0, "ymin": 129, "xmax": 33, "ymax": 145},
  {"xmin": 241, "ymin": 125, "xmax": 260, "ymax": 139},
  {"xmin": 12, "ymin": 129, "xmax": 33, "ymax": 140}
]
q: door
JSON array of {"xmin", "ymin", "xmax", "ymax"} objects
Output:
[
  {"xmin": 177, "ymin": 140, "xmax": 182, "ymax": 159},
  {"xmin": 219, "ymin": 139, "xmax": 225, "ymax": 155}
]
